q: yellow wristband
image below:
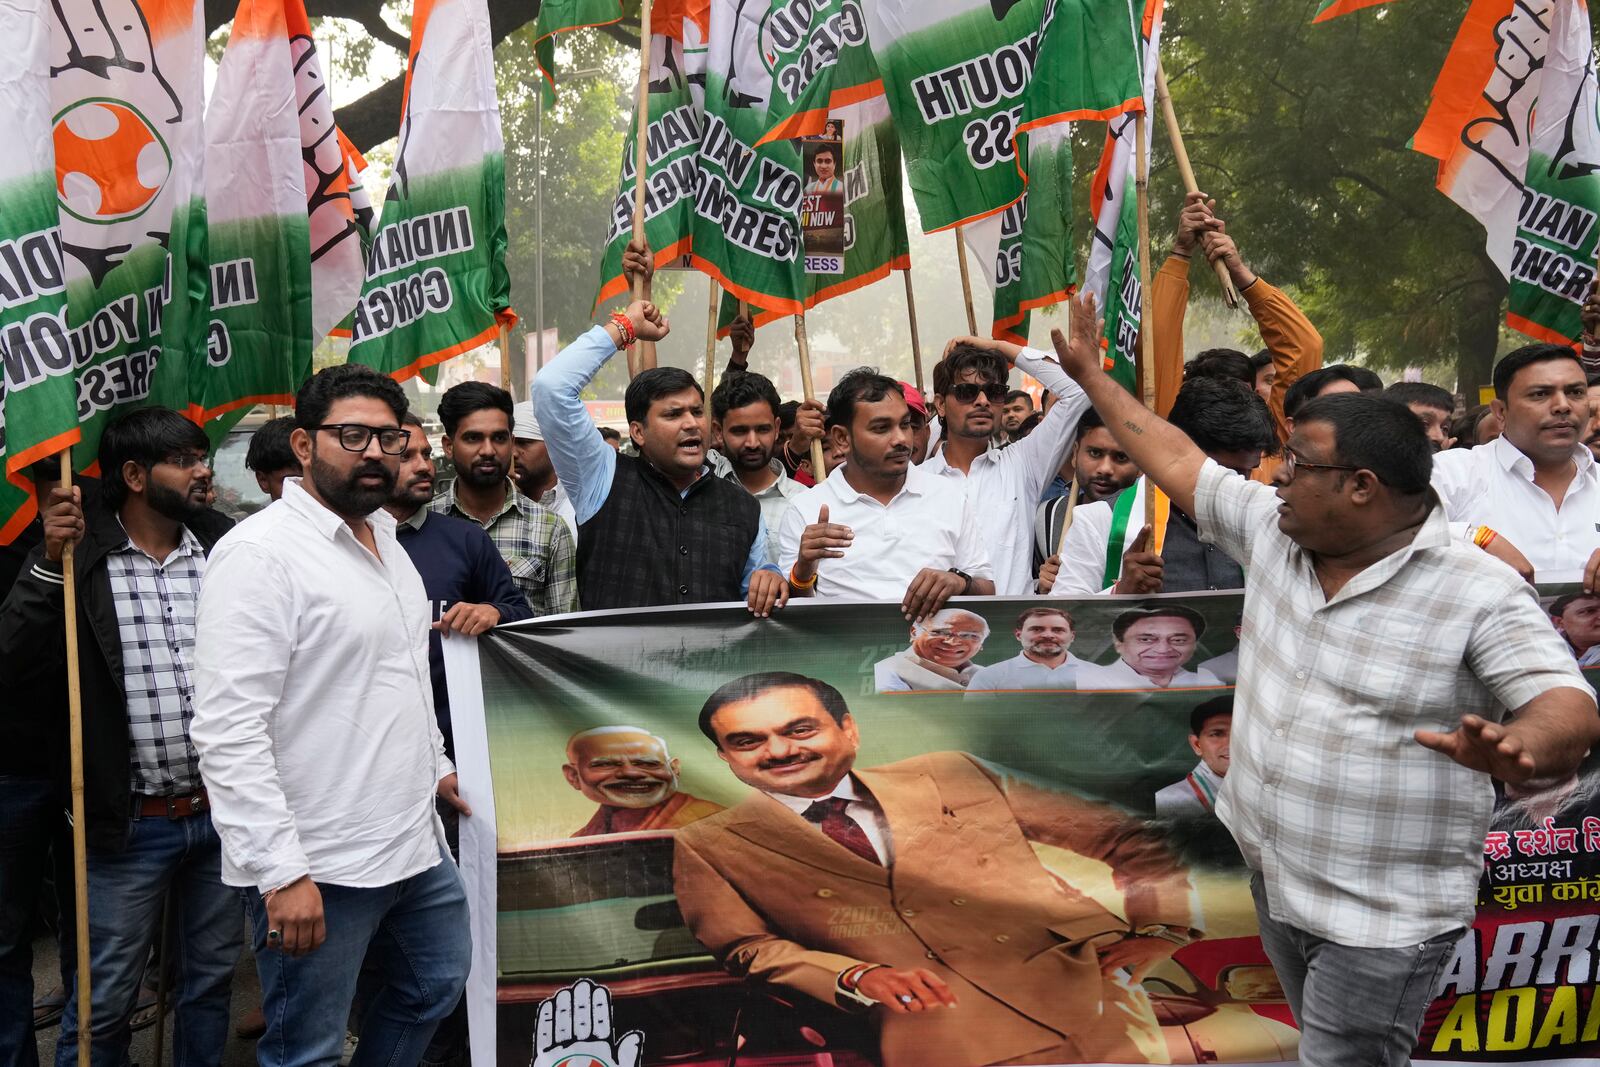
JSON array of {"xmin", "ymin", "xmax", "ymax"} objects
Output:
[{"xmin": 789, "ymin": 565, "xmax": 817, "ymax": 590}]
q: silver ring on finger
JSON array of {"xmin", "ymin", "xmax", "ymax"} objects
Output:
[{"xmin": 897, "ymin": 994, "xmax": 914, "ymax": 1005}]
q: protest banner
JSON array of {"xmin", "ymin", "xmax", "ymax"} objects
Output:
[
  {"xmin": 194, "ymin": 0, "xmax": 317, "ymax": 430},
  {"xmin": 347, "ymin": 0, "xmax": 514, "ymax": 382},
  {"xmin": 46, "ymin": 0, "xmax": 208, "ymax": 466},
  {"xmin": 1411, "ymin": 0, "xmax": 1600, "ymax": 345},
  {"xmin": 0, "ymin": 0, "xmax": 75, "ymax": 541},
  {"xmin": 448, "ymin": 587, "xmax": 1600, "ymax": 1067}
]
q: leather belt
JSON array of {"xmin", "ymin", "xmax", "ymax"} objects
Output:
[{"xmin": 133, "ymin": 788, "xmax": 209, "ymax": 819}]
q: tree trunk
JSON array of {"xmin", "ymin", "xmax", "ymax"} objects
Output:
[{"xmin": 1454, "ymin": 264, "xmax": 1506, "ymax": 399}]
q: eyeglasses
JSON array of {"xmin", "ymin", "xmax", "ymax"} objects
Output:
[
  {"xmin": 162, "ymin": 452, "xmax": 211, "ymax": 471},
  {"xmin": 1281, "ymin": 449, "xmax": 1360, "ymax": 481},
  {"xmin": 318, "ymin": 424, "xmax": 411, "ymax": 455},
  {"xmin": 947, "ymin": 382, "xmax": 1007, "ymax": 405}
]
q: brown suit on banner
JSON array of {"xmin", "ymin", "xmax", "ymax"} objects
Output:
[{"xmin": 672, "ymin": 751, "xmax": 1198, "ymax": 1066}]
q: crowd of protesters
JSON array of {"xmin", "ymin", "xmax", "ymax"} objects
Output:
[{"xmin": 3, "ymin": 193, "xmax": 1600, "ymax": 1067}]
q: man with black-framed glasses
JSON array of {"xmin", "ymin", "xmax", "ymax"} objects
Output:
[
  {"xmin": 192, "ymin": 365, "xmax": 471, "ymax": 1067},
  {"xmin": 0, "ymin": 407, "xmax": 238, "ymax": 1067},
  {"xmin": 1050, "ymin": 290, "xmax": 1599, "ymax": 1067}
]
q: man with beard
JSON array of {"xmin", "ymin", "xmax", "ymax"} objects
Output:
[
  {"xmin": 1433, "ymin": 344, "xmax": 1600, "ymax": 584},
  {"xmin": 709, "ymin": 372, "xmax": 805, "ymax": 564},
  {"xmin": 563, "ymin": 727, "xmax": 722, "ymax": 836},
  {"xmin": 874, "ymin": 608, "xmax": 990, "ymax": 692},
  {"xmin": 533, "ymin": 276, "xmax": 787, "ymax": 616},
  {"xmin": 1155, "ymin": 698, "xmax": 1232, "ymax": 817},
  {"xmin": 191, "ymin": 366, "xmax": 472, "ymax": 1067},
  {"xmin": 966, "ymin": 607, "xmax": 1079, "ymax": 692},
  {"xmin": 388, "ymin": 412, "xmax": 531, "ymax": 761},
  {"xmin": 431, "ymin": 382, "xmax": 577, "ymax": 617},
  {"xmin": 0, "ymin": 408, "xmax": 240, "ymax": 1067},
  {"xmin": 780, "ymin": 370, "xmax": 994, "ymax": 618},
  {"xmin": 1033, "ymin": 409, "xmax": 1140, "ymax": 592},
  {"xmin": 511, "ymin": 401, "xmax": 577, "ymax": 542}
]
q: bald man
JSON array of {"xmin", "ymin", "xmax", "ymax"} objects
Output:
[
  {"xmin": 563, "ymin": 727, "xmax": 723, "ymax": 836},
  {"xmin": 874, "ymin": 608, "xmax": 991, "ymax": 692}
]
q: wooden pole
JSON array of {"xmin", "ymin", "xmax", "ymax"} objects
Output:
[
  {"xmin": 793, "ymin": 314, "xmax": 828, "ymax": 477},
  {"xmin": 902, "ymin": 269, "xmax": 925, "ymax": 392},
  {"xmin": 1155, "ymin": 59, "xmax": 1239, "ymax": 309},
  {"xmin": 953, "ymin": 226, "xmax": 978, "ymax": 335},
  {"xmin": 704, "ymin": 276, "xmax": 720, "ymax": 398},
  {"xmin": 1135, "ymin": 108, "xmax": 1157, "ymax": 528},
  {"xmin": 496, "ymin": 321, "xmax": 514, "ymax": 398},
  {"xmin": 628, "ymin": 1, "xmax": 655, "ymax": 378},
  {"xmin": 60, "ymin": 449, "xmax": 91, "ymax": 1067}
]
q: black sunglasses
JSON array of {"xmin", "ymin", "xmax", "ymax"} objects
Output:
[{"xmin": 948, "ymin": 382, "xmax": 1007, "ymax": 404}]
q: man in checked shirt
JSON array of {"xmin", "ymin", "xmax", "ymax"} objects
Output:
[
  {"xmin": 1050, "ymin": 290, "xmax": 1600, "ymax": 1067},
  {"xmin": 0, "ymin": 408, "xmax": 239, "ymax": 1067}
]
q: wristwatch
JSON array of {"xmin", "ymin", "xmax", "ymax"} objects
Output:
[{"xmin": 947, "ymin": 568, "xmax": 973, "ymax": 595}]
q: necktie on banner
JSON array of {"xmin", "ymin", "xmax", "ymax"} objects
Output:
[
  {"xmin": 593, "ymin": 0, "xmax": 709, "ymax": 312},
  {"xmin": 0, "ymin": 0, "xmax": 75, "ymax": 542},
  {"xmin": 347, "ymin": 0, "xmax": 514, "ymax": 382},
  {"xmin": 1412, "ymin": 0, "xmax": 1600, "ymax": 346},
  {"xmin": 194, "ymin": 0, "xmax": 317, "ymax": 433},
  {"xmin": 48, "ymin": 0, "xmax": 209, "ymax": 466},
  {"xmin": 1082, "ymin": 0, "xmax": 1162, "ymax": 391}
]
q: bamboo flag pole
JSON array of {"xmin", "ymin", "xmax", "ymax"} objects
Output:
[
  {"xmin": 497, "ymin": 320, "xmax": 514, "ymax": 397},
  {"xmin": 1155, "ymin": 59, "xmax": 1239, "ymax": 309},
  {"xmin": 953, "ymin": 226, "xmax": 978, "ymax": 334},
  {"xmin": 902, "ymin": 269, "xmax": 925, "ymax": 392},
  {"xmin": 629, "ymin": 1, "xmax": 655, "ymax": 377},
  {"xmin": 60, "ymin": 449, "xmax": 91, "ymax": 1067},
  {"xmin": 1135, "ymin": 108, "xmax": 1157, "ymax": 528},
  {"xmin": 703, "ymin": 276, "xmax": 720, "ymax": 397},
  {"xmin": 793, "ymin": 314, "xmax": 828, "ymax": 477}
]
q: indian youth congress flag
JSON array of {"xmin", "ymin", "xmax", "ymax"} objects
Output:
[
  {"xmin": 348, "ymin": 0, "xmax": 513, "ymax": 381},
  {"xmin": 1082, "ymin": 0, "xmax": 1161, "ymax": 392},
  {"xmin": 49, "ymin": 0, "xmax": 208, "ymax": 463},
  {"xmin": 1413, "ymin": 0, "xmax": 1600, "ymax": 345},
  {"xmin": 754, "ymin": 0, "xmax": 883, "ymax": 144},
  {"xmin": 196, "ymin": 0, "xmax": 316, "ymax": 429},
  {"xmin": 0, "ymin": 0, "xmax": 75, "ymax": 542},
  {"xmin": 1507, "ymin": 0, "xmax": 1599, "ymax": 345},
  {"xmin": 533, "ymin": 0, "xmax": 625, "ymax": 104},
  {"xmin": 593, "ymin": 0, "xmax": 708, "ymax": 310}
]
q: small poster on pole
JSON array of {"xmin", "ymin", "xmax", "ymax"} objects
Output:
[{"xmin": 799, "ymin": 119, "xmax": 845, "ymax": 274}]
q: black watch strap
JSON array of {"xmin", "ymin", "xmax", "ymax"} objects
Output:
[{"xmin": 948, "ymin": 568, "xmax": 973, "ymax": 594}]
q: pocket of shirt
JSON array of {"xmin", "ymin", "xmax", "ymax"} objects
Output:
[{"xmin": 506, "ymin": 554, "xmax": 548, "ymax": 585}]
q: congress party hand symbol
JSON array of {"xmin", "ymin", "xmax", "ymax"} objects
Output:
[{"xmin": 532, "ymin": 979, "xmax": 643, "ymax": 1067}]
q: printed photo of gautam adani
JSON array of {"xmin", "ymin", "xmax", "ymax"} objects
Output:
[{"xmin": 671, "ymin": 671, "xmax": 1203, "ymax": 1066}]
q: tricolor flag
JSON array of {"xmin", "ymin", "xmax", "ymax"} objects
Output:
[
  {"xmin": 49, "ymin": 0, "xmax": 209, "ymax": 463},
  {"xmin": 755, "ymin": 0, "xmax": 884, "ymax": 145},
  {"xmin": 1312, "ymin": 0, "xmax": 1393, "ymax": 23},
  {"xmin": 1082, "ymin": 0, "xmax": 1162, "ymax": 392},
  {"xmin": 0, "ymin": 0, "xmax": 75, "ymax": 541},
  {"xmin": 348, "ymin": 0, "xmax": 514, "ymax": 381},
  {"xmin": 195, "ymin": 0, "xmax": 317, "ymax": 430},
  {"xmin": 534, "ymin": 0, "xmax": 626, "ymax": 104},
  {"xmin": 1413, "ymin": 0, "xmax": 1600, "ymax": 344}
]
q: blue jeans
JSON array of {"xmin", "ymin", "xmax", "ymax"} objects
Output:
[
  {"xmin": 0, "ymin": 776, "xmax": 73, "ymax": 1067},
  {"xmin": 55, "ymin": 811, "xmax": 239, "ymax": 1067},
  {"xmin": 1250, "ymin": 871, "xmax": 1461, "ymax": 1066},
  {"xmin": 244, "ymin": 855, "xmax": 470, "ymax": 1067}
]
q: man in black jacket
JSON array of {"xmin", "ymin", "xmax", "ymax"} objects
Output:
[{"xmin": 0, "ymin": 409, "xmax": 239, "ymax": 1067}]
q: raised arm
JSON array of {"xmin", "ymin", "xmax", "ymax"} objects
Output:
[{"xmin": 1050, "ymin": 291, "xmax": 1207, "ymax": 519}]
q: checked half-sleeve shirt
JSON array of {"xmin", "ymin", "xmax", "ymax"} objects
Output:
[
  {"xmin": 431, "ymin": 480, "xmax": 578, "ymax": 617},
  {"xmin": 1192, "ymin": 460, "xmax": 1592, "ymax": 948}
]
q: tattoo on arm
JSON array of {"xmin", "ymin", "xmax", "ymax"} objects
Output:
[{"xmin": 1122, "ymin": 420, "xmax": 1145, "ymax": 435}]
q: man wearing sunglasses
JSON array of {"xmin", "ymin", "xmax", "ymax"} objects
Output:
[
  {"xmin": 1049, "ymin": 290, "xmax": 1600, "ymax": 1067},
  {"xmin": 924, "ymin": 335, "xmax": 1092, "ymax": 596},
  {"xmin": 192, "ymin": 365, "xmax": 471, "ymax": 1067}
]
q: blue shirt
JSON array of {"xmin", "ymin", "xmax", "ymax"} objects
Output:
[
  {"xmin": 531, "ymin": 325, "xmax": 779, "ymax": 594},
  {"xmin": 394, "ymin": 507, "xmax": 531, "ymax": 759}
]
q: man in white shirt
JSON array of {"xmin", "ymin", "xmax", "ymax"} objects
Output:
[
  {"xmin": 922, "ymin": 336, "xmax": 1091, "ymax": 596},
  {"xmin": 1548, "ymin": 592, "xmax": 1600, "ymax": 667},
  {"xmin": 191, "ymin": 365, "xmax": 472, "ymax": 1067},
  {"xmin": 779, "ymin": 369, "xmax": 994, "ymax": 619},
  {"xmin": 1048, "ymin": 289, "xmax": 1599, "ymax": 1067},
  {"xmin": 966, "ymin": 606, "xmax": 1080, "ymax": 692},
  {"xmin": 1432, "ymin": 343, "xmax": 1600, "ymax": 583},
  {"xmin": 874, "ymin": 608, "xmax": 990, "ymax": 691},
  {"xmin": 709, "ymin": 371, "xmax": 805, "ymax": 564},
  {"xmin": 1077, "ymin": 606, "xmax": 1223, "ymax": 690},
  {"xmin": 1154, "ymin": 697, "xmax": 1231, "ymax": 817}
]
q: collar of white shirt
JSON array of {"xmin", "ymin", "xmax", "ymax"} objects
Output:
[
  {"xmin": 1489, "ymin": 433, "xmax": 1598, "ymax": 482},
  {"xmin": 824, "ymin": 461, "xmax": 930, "ymax": 505},
  {"xmin": 925, "ymin": 439, "xmax": 1000, "ymax": 476},
  {"xmin": 767, "ymin": 774, "xmax": 869, "ymax": 817},
  {"xmin": 282, "ymin": 477, "xmax": 396, "ymax": 541}
]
